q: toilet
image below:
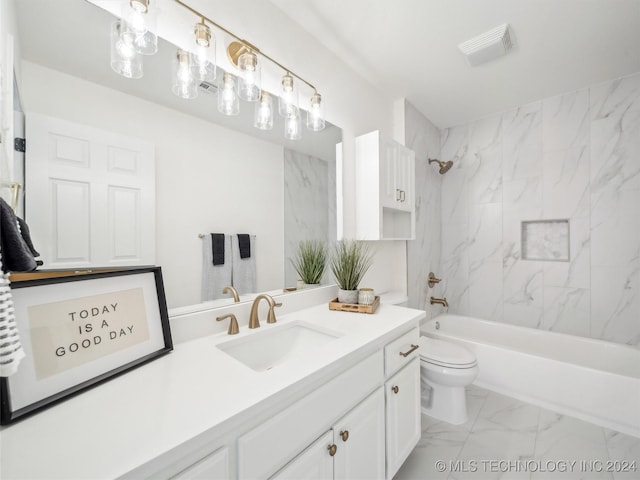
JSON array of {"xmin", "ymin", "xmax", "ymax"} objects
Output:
[{"xmin": 417, "ymin": 336, "xmax": 478, "ymax": 425}]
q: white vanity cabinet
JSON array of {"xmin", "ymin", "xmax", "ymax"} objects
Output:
[
  {"xmin": 271, "ymin": 388, "xmax": 385, "ymax": 480},
  {"xmin": 355, "ymin": 130, "xmax": 416, "ymax": 240},
  {"xmin": 170, "ymin": 447, "xmax": 229, "ymax": 480}
]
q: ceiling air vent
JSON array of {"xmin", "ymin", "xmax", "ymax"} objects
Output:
[{"xmin": 458, "ymin": 23, "xmax": 514, "ymax": 66}]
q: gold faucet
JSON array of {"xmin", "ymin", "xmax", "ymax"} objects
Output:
[
  {"xmin": 249, "ymin": 294, "xmax": 282, "ymax": 329},
  {"xmin": 216, "ymin": 313, "xmax": 239, "ymax": 335},
  {"xmin": 430, "ymin": 296, "xmax": 449, "ymax": 307},
  {"xmin": 222, "ymin": 285, "xmax": 240, "ymax": 303}
]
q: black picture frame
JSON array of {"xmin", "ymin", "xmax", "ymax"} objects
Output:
[{"xmin": 1, "ymin": 266, "xmax": 173, "ymax": 425}]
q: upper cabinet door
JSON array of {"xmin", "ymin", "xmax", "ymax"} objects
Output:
[
  {"xmin": 355, "ymin": 130, "xmax": 416, "ymax": 240},
  {"xmin": 25, "ymin": 113, "xmax": 155, "ymax": 269}
]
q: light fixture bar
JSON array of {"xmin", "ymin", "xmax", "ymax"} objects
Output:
[{"xmin": 172, "ymin": 0, "xmax": 318, "ymax": 94}]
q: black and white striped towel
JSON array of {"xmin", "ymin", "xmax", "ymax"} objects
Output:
[{"xmin": 0, "ymin": 250, "xmax": 25, "ymax": 377}]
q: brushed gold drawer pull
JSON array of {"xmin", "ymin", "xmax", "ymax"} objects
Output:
[
  {"xmin": 328, "ymin": 444, "xmax": 337, "ymax": 456},
  {"xmin": 399, "ymin": 344, "xmax": 419, "ymax": 357},
  {"xmin": 340, "ymin": 430, "xmax": 349, "ymax": 442},
  {"xmin": 392, "ymin": 385, "xmax": 399, "ymax": 394}
]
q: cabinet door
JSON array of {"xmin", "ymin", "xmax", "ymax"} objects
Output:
[
  {"xmin": 385, "ymin": 358, "xmax": 421, "ymax": 479},
  {"xmin": 334, "ymin": 388, "xmax": 385, "ymax": 480},
  {"xmin": 270, "ymin": 430, "xmax": 334, "ymax": 480},
  {"xmin": 395, "ymin": 145, "xmax": 415, "ymax": 213},
  {"xmin": 170, "ymin": 447, "xmax": 229, "ymax": 480},
  {"xmin": 380, "ymin": 136, "xmax": 399, "ymax": 209}
]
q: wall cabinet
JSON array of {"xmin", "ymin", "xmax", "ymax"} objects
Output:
[{"xmin": 355, "ymin": 130, "xmax": 415, "ymax": 240}]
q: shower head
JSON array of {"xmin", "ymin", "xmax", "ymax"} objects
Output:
[{"xmin": 428, "ymin": 158, "xmax": 454, "ymax": 174}]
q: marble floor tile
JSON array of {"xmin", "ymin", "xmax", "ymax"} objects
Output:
[{"xmin": 395, "ymin": 386, "xmax": 639, "ymax": 480}]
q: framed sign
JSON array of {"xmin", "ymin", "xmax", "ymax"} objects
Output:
[{"xmin": 1, "ymin": 267, "xmax": 172, "ymax": 425}]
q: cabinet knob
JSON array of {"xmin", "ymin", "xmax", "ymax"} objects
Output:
[
  {"xmin": 392, "ymin": 385, "xmax": 399, "ymax": 394},
  {"xmin": 340, "ymin": 430, "xmax": 349, "ymax": 442},
  {"xmin": 328, "ymin": 444, "xmax": 337, "ymax": 456}
]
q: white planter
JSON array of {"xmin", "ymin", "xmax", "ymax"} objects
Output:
[{"xmin": 338, "ymin": 289, "xmax": 359, "ymax": 304}]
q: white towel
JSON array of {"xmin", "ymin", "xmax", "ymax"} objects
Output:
[
  {"xmin": 201, "ymin": 234, "xmax": 232, "ymax": 301},
  {"xmin": 0, "ymin": 251, "xmax": 25, "ymax": 377},
  {"xmin": 231, "ymin": 234, "xmax": 256, "ymax": 295}
]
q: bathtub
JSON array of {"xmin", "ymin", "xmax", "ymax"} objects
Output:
[{"xmin": 422, "ymin": 314, "xmax": 640, "ymax": 438}]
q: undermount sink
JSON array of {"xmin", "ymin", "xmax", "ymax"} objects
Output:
[{"xmin": 217, "ymin": 322, "xmax": 343, "ymax": 372}]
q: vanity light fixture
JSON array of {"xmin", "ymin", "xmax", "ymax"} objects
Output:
[
  {"xmin": 278, "ymin": 72, "xmax": 298, "ymax": 117},
  {"xmin": 218, "ymin": 72, "xmax": 240, "ymax": 116},
  {"xmin": 120, "ymin": 0, "xmax": 157, "ymax": 55},
  {"xmin": 254, "ymin": 91, "xmax": 274, "ymax": 130},
  {"xmin": 284, "ymin": 107, "xmax": 302, "ymax": 140},
  {"xmin": 110, "ymin": 20, "xmax": 143, "ymax": 79},
  {"xmin": 110, "ymin": 0, "xmax": 327, "ymax": 137},
  {"xmin": 192, "ymin": 20, "xmax": 216, "ymax": 84},
  {"xmin": 172, "ymin": 49, "xmax": 198, "ymax": 99}
]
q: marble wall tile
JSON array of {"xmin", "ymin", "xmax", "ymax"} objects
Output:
[
  {"xmin": 503, "ymin": 260, "xmax": 543, "ymax": 309},
  {"xmin": 541, "ymin": 287, "xmax": 590, "ymax": 336},
  {"xmin": 405, "ymin": 101, "xmax": 442, "ymax": 314},
  {"xmin": 468, "ymin": 114, "xmax": 503, "ymax": 204},
  {"xmin": 591, "ymin": 188, "xmax": 640, "ymax": 268},
  {"xmin": 590, "ymin": 72, "xmax": 640, "ymax": 120},
  {"xmin": 543, "ymin": 217, "xmax": 590, "ymax": 289},
  {"xmin": 542, "ymin": 146, "xmax": 590, "ymax": 219},
  {"xmin": 469, "ymin": 261, "xmax": 503, "ymax": 321},
  {"xmin": 503, "ymin": 101, "xmax": 542, "ymax": 182},
  {"xmin": 503, "ymin": 177, "xmax": 542, "ymax": 214},
  {"xmin": 522, "ymin": 220, "xmax": 570, "ymax": 262},
  {"xmin": 283, "ymin": 150, "xmax": 329, "ymax": 286},
  {"xmin": 590, "ymin": 108, "xmax": 640, "ymax": 195},
  {"xmin": 469, "ymin": 203, "xmax": 503, "ymax": 268},
  {"xmin": 591, "ymin": 264, "xmax": 640, "ymax": 346},
  {"xmin": 543, "ymin": 88, "xmax": 590, "ymax": 151}
]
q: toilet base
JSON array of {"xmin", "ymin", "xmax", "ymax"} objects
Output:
[{"xmin": 421, "ymin": 379, "xmax": 469, "ymax": 425}]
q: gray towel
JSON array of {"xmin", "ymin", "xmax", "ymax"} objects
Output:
[
  {"xmin": 201, "ymin": 234, "xmax": 232, "ymax": 301},
  {"xmin": 231, "ymin": 234, "xmax": 256, "ymax": 295}
]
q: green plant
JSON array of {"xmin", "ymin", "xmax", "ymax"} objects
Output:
[
  {"xmin": 330, "ymin": 240, "xmax": 373, "ymax": 291},
  {"xmin": 291, "ymin": 240, "xmax": 327, "ymax": 285}
]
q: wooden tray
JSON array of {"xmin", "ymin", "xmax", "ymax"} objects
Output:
[{"xmin": 328, "ymin": 295, "xmax": 380, "ymax": 314}]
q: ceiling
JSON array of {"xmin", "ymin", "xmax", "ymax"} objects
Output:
[{"xmin": 268, "ymin": 0, "xmax": 640, "ymax": 128}]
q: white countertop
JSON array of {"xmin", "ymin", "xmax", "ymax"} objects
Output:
[{"xmin": 0, "ymin": 302, "xmax": 424, "ymax": 479}]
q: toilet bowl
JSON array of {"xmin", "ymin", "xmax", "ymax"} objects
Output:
[{"xmin": 417, "ymin": 336, "xmax": 478, "ymax": 425}]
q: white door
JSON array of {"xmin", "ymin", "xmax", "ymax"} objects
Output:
[
  {"xmin": 396, "ymin": 145, "xmax": 415, "ymax": 213},
  {"xmin": 380, "ymin": 135, "xmax": 398, "ymax": 210},
  {"xmin": 334, "ymin": 388, "xmax": 386, "ymax": 480},
  {"xmin": 270, "ymin": 430, "xmax": 334, "ymax": 480},
  {"xmin": 385, "ymin": 358, "xmax": 421, "ymax": 479},
  {"xmin": 25, "ymin": 113, "xmax": 155, "ymax": 268}
]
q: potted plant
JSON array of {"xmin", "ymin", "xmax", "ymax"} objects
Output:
[
  {"xmin": 330, "ymin": 240, "xmax": 373, "ymax": 304},
  {"xmin": 291, "ymin": 240, "xmax": 327, "ymax": 287}
]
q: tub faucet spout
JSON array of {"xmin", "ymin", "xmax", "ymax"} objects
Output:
[{"xmin": 430, "ymin": 296, "xmax": 448, "ymax": 308}]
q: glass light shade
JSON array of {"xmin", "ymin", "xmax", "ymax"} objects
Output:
[
  {"xmin": 192, "ymin": 22, "xmax": 216, "ymax": 84},
  {"xmin": 237, "ymin": 51, "xmax": 261, "ymax": 102},
  {"xmin": 278, "ymin": 73, "xmax": 298, "ymax": 117},
  {"xmin": 121, "ymin": 0, "xmax": 157, "ymax": 55},
  {"xmin": 172, "ymin": 49, "xmax": 198, "ymax": 99},
  {"xmin": 218, "ymin": 72, "xmax": 240, "ymax": 116},
  {"xmin": 110, "ymin": 21, "xmax": 143, "ymax": 79},
  {"xmin": 254, "ymin": 92, "xmax": 273, "ymax": 130},
  {"xmin": 306, "ymin": 92, "xmax": 326, "ymax": 131},
  {"xmin": 284, "ymin": 107, "xmax": 302, "ymax": 140}
]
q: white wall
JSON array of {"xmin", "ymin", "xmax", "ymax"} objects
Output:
[{"xmin": 20, "ymin": 61, "xmax": 285, "ymax": 309}]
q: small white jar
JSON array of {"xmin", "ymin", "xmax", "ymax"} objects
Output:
[{"xmin": 358, "ymin": 288, "xmax": 375, "ymax": 305}]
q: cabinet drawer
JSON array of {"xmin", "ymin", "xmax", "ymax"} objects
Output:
[
  {"xmin": 384, "ymin": 327, "xmax": 420, "ymax": 376},
  {"xmin": 238, "ymin": 350, "xmax": 383, "ymax": 479}
]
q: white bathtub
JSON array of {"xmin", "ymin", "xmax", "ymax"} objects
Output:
[{"xmin": 422, "ymin": 314, "xmax": 640, "ymax": 438}]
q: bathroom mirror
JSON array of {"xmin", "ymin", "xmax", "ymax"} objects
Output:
[{"xmin": 14, "ymin": 0, "xmax": 341, "ymax": 309}]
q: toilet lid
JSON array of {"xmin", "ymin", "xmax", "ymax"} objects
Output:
[{"xmin": 418, "ymin": 336, "xmax": 477, "ymax": 367}]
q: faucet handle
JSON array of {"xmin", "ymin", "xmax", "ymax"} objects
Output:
[
  {"xmin": 217, "ymin": 313, "xmax": 239, "ymax": 335},
  {"xmin": 267, "ymin": 302, "xmax": 283, "ymax": 324}
]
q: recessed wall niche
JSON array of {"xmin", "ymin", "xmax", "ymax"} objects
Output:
[{"xmin": 521, "ymin": 220, "xmax": 570, "ymax": 262}]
